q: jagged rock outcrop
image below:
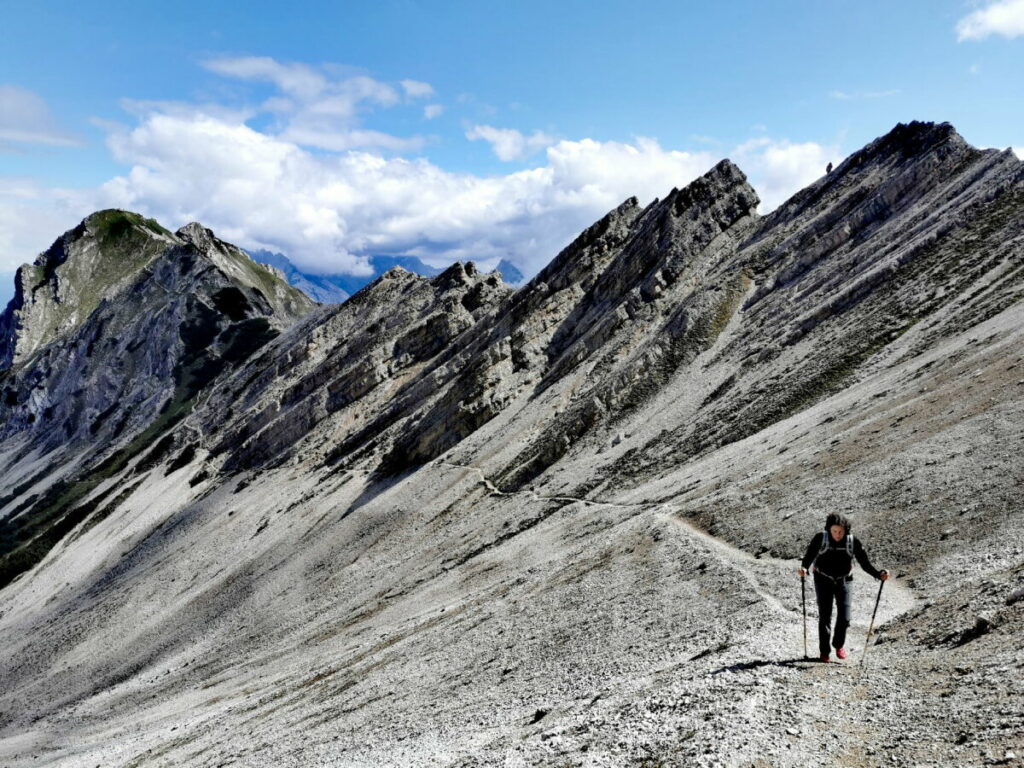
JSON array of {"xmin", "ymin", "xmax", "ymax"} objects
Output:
[
  {"xmin": 0, "ymin": 215, "xmax": 314, "ymax": 448},
  {"xmin": 0, "ymin": 211, "xmax": 175, "ymax": 368},
  {"xmin": 194, "ymin": 262, "xmax": 510, "ymax": 474},
  {"xmin": 0, "ymin": 122, "xmax": 1021, "ymax": 768}
]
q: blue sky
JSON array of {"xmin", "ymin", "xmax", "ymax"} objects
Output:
[{"xmin": 2, "ymin": 0, "xmax": 1023, "ymax": 306}]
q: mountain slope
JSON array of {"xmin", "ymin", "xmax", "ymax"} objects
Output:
[
  {"xmin": 0, "ymin": 122, "xmax": 1021, "ymax": 767},
  {"xmin": 0, "ymin": 216, "xmax": 314, "ymax": 591},
  {"xmin": 0, "ymin": 210, "xmax": 175, "ymax": 368}
]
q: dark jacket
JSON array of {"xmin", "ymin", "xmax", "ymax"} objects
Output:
[{"xmin": 801, "ymin": 531, "xmax": 883, "ymax": 580}]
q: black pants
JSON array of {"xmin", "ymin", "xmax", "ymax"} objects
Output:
[{"xmin": 814, "ymin": 573, "xmax": 853, "ymax": 656}]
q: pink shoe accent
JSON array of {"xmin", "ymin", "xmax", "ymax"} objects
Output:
[{"xmin": 836, "ymin": 648, "xmax": 848, "ymax": 660}]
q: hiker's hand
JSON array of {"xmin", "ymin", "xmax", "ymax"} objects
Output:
[
  {"xmin": 798, "ymin": 568, "xmax": 806, "ymax": 578},
  {"xmin": 879, "ymin": 570, "xmax": 889, "ymax": 581}
]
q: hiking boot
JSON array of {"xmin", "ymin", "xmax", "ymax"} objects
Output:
[
  {"xmin": 836, "ymin": 648, "xmax": 848, "ymax": 660},
  {"xmin": 820, "ymin": 653, "xmax": 830, "ymax": 662}
]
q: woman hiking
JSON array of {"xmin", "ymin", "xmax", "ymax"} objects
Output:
[{"xmin": 798, "ymin": 513, "xmax": 889, "ymax": 662}]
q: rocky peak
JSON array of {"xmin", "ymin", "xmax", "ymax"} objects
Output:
[
  {"xmin": 0, "ymin": 210, "xmax": 315, "ymax": 453},
  {"xmin": 664, "ymin": 158, "xmax": 759, "ymax": 224},
  {"xmin": 527, "ymin": 196, "xmax": 642, "ymax": 297},
  {"xmin": 432, "ymin": 261, "xmax": 480, "ymax": 292},
  {"xmin": 175, "ymin": 221, "xmax": 216, "ymax": 252},
  {"xmin": 852, "ymin": 120, "xmax": 965, "ymax": 166},
  {"xmin": 0, "ymin": 210, "xmax": 176, "ymax": 368},
  {"xmin": 543, "ymin": 161, "xmax": 759, "ymax": 354},
  {"xmin": 743, "ymin": 120, "xmax": 1017, "ymax": 290},
  {"xmin": 173, "ymin": 221, "xmax": 316, "ymax": 321}
]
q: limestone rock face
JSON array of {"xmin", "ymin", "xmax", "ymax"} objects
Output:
[
  {"xmin": 196, "ymin": 262, "xmax": 511, "ymax": 474},
  {"xmin": 0, "ymin": 216, "xmax": 314, "ymax": 452},
  {"xmin": 0, "ymin": 122, "xmax": 1022, "ymax": 767},
  {"xmin": 0, "ymin": 211, "xmax": 176, "ymax": 368}
]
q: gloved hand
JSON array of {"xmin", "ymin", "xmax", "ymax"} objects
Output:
[{"xmin": 879, "ymin": 570, "xmax": 890, "ymax": 581}]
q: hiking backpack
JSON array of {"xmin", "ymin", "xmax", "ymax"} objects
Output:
[{"xmin": 818, "ymin": 529, "xmax": 854, "ymax": 557}]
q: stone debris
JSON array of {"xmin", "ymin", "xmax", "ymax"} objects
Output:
[{"xmin": 0, "ymin": 121, "xmax": 1021, "ymax": 767}]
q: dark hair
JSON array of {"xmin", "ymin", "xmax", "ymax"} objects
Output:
[{"xmin": 825, "ymin": 513, "xmax": 851, "ymax": 534}]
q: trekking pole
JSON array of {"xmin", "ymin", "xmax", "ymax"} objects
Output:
[
  {"xmin": 801, "ymin": 572, "xmax": 808, "ymax": 660},
  {"xmin": 859, "ymin": 578, "xmax": 886, "ymax": 679}
]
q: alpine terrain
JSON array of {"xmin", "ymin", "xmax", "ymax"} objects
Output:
[{"xmin": 0, "ymin": 121, "xmax": 1021, "ymax": 767}]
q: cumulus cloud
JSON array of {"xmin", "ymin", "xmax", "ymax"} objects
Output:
[
  {"xmin": 956, "ymin": 0, "xmax": 1024, "ymax": 40},
  {"xmin": 0, "ymin": 178, "xmax": 95, "ymax": 271},
  {"xmin": 1014, "ymin": 147, "xmax": 1023, "ymax": 159},
  {"xmin": 91, "ymin": 106, "xmax": 729, "ymax": 276},
  {"xmin": 199, "ymin": 56, "xmax": 422, "ymax": 153},
  {"xmin": 424, "ymin": 104, "xmax": 444, "ymax": 120},
  {"xmin": 465, "ymin": 124, "xmax": 555, "ymax": 161},
  {"xmin": 1, "ymin": 96, "xmax": 841, "ymax": 282},
  {"xmin": 732, "ymin": 138, "xmax": 842, "ymax": 212},
  {"xmin": 400, "ymin": 80, "xmax": 435, "ymax": 99},
  {"xmin": 0, "ymin": 58, "xmax": 846, "ymax": 283},
  {"xmin": 0, "ymin": 85, "xmax": 81, "ymax": 147}
]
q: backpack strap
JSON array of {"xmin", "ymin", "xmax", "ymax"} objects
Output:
[
  {"xmin": 810, "ymin": 530, "xmax": 828, "ymax": 571},
  {"xmin": 814, "ymin": 530, "xmax": 855, "ymax": 575}
]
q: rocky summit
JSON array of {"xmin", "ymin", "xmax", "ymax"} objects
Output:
[{"xmin": 0, "ymin": 121, "xmax": 1021, "ymax": 767}]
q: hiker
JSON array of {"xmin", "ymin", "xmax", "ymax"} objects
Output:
[
  {"xmin": 798, "ymin": 513, "xmax": 888, "ymax": 662},
  {"xmin": 826, "ymin": 161, "xmax": 833, "ymax": 174}
]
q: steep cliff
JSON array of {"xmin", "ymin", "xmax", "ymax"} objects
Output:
[{"xmin": 0, "ymin": 215, "xmax": 314, "ymax": 590}]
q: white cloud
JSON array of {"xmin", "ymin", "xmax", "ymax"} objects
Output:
[
  {"xmin": 424, "ymin": 104, "xmax": 444, "ymax": 120},
  {"xmin": 400, "ymin": 80, "xmax": 435, "ymax": 99},
  {"xmin": 0, "ymin": 85, "xmax": 81, "ymax": 147},
  {"xmin": 0, "ymin": 178, "xmax": 94, "ymax": 271},
  {"xmin": 1014, "ymin": 147, "xmax": 1023, "ymax": 159},
  {"xmin": 89, "ymin": 107, "xmax": 727, "ymax": 277},
  {"xmin": 732, "ymin": 138, "xmax": 841, "ymax": 212},
  {"xmin": 466, "ymin": 124, "xmax": 555, "ymax": 161},
  {"xmin": 0, "ymin": 97, "xmax": 847, "ymax": 283},
  {"xmin": 199, "ymin": 57, "xmax": 418, "ymax": 153},
  {"xmin": 956, "ymin": 0, "xmax": 1024, "ymax": 40},
  {"xmin": 202, "ymin": 56, "xmax": 328, "ymax": 100},
  {"xmin": 829, "ymin": 89, "xmax": 900, "ymax": 100},
  {"xmin": 0, "ymin": 61, "xmax": 855, "ymax": 283}
]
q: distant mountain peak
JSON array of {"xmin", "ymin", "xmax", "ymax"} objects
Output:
[
  {"xmin": 495, "ymin": 259, "xmax": 524, "ymax": 285},
  {"xmin": 246, "ymin": 249, "xmax": 447, "ymax": 305}
]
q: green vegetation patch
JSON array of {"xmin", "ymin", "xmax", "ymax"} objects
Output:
[{"xmin": 90, "ymin": 210, "xmax": 170, "ymax": 242}]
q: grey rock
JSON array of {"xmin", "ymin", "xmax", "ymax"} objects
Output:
[{"xmin": 0, "ymin": 121, "xmax": 1022, "ymax": 767}]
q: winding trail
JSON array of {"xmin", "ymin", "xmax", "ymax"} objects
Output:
[
  {"xmin": 438, "ymin": 458, "xmax": 918, "ymax": 636},
  {"xmin": 435, "ymin": 458, "xmax": 928, "ymax": 766}
]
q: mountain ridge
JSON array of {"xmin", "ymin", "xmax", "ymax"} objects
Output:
[
  {"xmin": 249, "ymin": 250, "xmax": 526, "ymax": 306},
  {"xmin": 0, "ymin": 121, "xmax": 1021, "ymax": 767}
]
